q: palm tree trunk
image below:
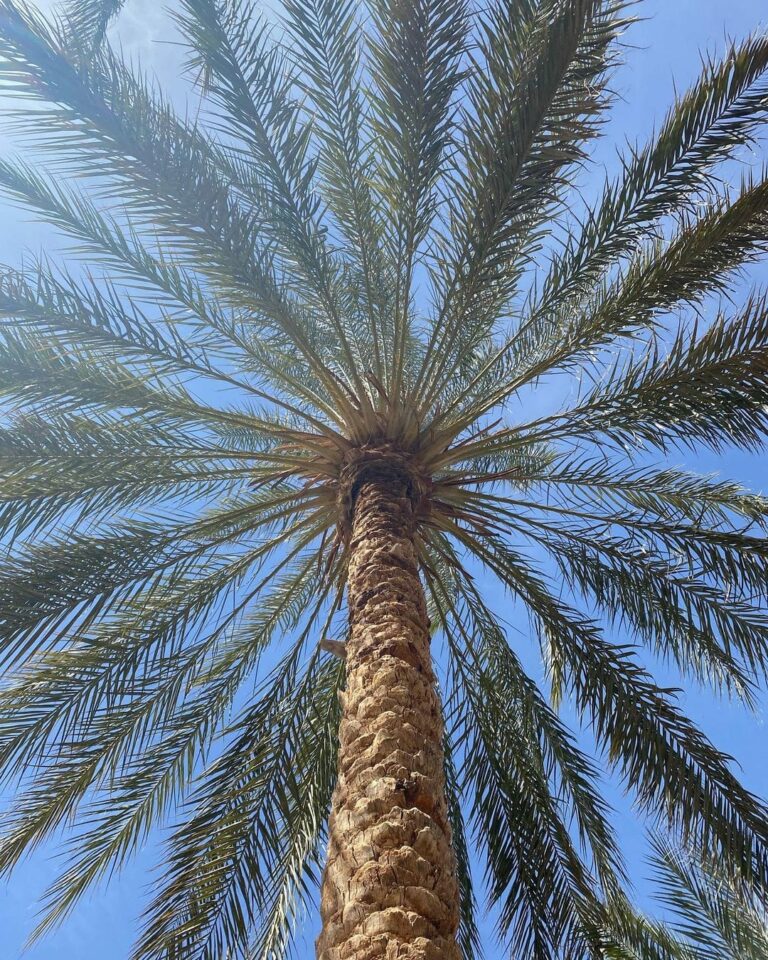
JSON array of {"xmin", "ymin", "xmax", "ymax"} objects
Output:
[{"xmin": 317, "ymin": 463, "xmax": 461, "ymax": 959}]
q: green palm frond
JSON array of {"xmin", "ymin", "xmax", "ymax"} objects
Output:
[
  {"xmin": 282, "ymin": 0, "xmax": 395, "ymax": 383},
  {"xmin": 549, "ymin": 536, "xmax": 762, "ymax": 701},
  {"xmin": 0, "ymin": 483, "xmax": 326, "ymax": 670},
  {"xmin": 136, "ymin": 642, "xmax": 342, "ymax": 960},
  {"xmin": 368, "ymin": 0, "xmax": 468, "ymax": 402},
  {"xmin": 3, "ymin": 541, "xmax": 334, "ymax": 939},
  {"xmin": 520, "ymin": 458, "xmax": 768, "ymax": 525},
  {"xmin": 442, "ymin": 724, "xmax": 483, "ymax": 960},
  {"xmin": 579, "ymin": 175, "xmax": 768, "ymax": 347},
  {"xmin": 244, "ymin": 655, "xmax": 344, "ymax": 960},
  {"xmin": 425, "ymin": 545, "xmax": 623, "ymax": 957},
  {"xmin": 0, "ymin": 261, "xmax": 233, "ymax": 383},
  {"xmin": 515, "ymin": 31, "xmax": 768, "ymax": 365},
  {"xmin": 418, "ymin": 0, "xmax": 630, "ymax": 413},
  {"xmin": 651, "ymin": 837, "xmax": 768, "ymax": 960},
  {"xmin": 596, "ymin": 893, "xmax": 691, "ymax": 960},
  {"xmin": 62, "ymin": 0, "xmax": 129, "ymax": 53},
  {"xmin": 174, "ymin": 0, "xmax": 376, "ymax": 407},
  {"xmin": 437, "ymin": 32, "xmax": 768, "ymax": 428},
  {"xmin": 436, "ymin": 528, "xmax": 768, "ymax": 889},
  {"xmin": 0, "ymin": 155, "xmax": 298, "ymax": 388},
  {"xmin": 0, "ymin": 409, "xmax": 256, "ymax": 543},
  {"xmin": 537, "ymin": 293, "xmax": 768, "ymax": 453},
  {"xmin": 439, "ymin": 459, "xmax": 768, "ymax": 697},
  {"xmin": 0, "ymin": 6, "xmax": 355, "ymax": 414},
  {"xmin": 595, "ymin": 838, "xmax": 768, "ymax": 959}
]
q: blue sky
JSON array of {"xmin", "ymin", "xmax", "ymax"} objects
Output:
[{"xmin": 1, "ymin": 1, "xmax": 768, "ymax": 957}]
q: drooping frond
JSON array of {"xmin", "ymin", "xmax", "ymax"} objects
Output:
[
  {"xmin": 438, "ymin": 460, "xmax": 768, "ymax": 699},
  {"xmin": 136, "ymin": 644, "xmax": 343, "ymax": 960},
  {"xmin": 651, "ymin": 836, "xmax": 768, "ymax": 960},
  {"xmin": 442, "ymin": 725, "xmax": 483, "ymax": 960},
  {"xmin": 424, "ymin": 542, "xmax": 624, "ymax": 958},
  {"xmin": 432, "ymin": 527, "xmax": 768, "ymax": 891},
  {"xmin": 595, "ymin": 893, "xmax": 691, "ymax": 960},
  {"xmin": 245, "ymin": 655, "xmax": 345, "ymax": 960}
]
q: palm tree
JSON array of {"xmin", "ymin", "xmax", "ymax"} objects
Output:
[{"xmin": 1, "ymin": 0, "xmax": 768, "ymax": 957}]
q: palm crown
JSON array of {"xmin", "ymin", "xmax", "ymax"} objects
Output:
[{"xmin": 1, "ymin": 0, "xmax": 768, "ymax": 958}]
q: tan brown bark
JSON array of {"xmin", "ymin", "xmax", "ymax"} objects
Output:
[{"xmin": 317, "ymin": 462, "xmax": 460, "ymax": 960}]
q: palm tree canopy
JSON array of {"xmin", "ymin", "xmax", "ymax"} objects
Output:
[{"xmin": 0, "ymin": 0, "xmax": 768, "ymax": 957}]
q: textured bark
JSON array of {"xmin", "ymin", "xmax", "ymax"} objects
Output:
[{"xmin": 317, "ymin": 464, "xmax": 461, "ymax": 960}]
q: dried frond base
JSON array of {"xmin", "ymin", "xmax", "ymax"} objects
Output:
[{"xmin": 336, "ymin": 443, "xmax": 432, "ymax": 543}]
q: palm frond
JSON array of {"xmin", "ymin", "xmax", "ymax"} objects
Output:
[
  {"xmin": 245, "ymin": 655, "xmax": 344, "ymax": 960},
  {"xmin": 651, "ymin": 836, "xmax": 768, "ymax": 960},
  {"xmin": 0, "ymin": 321, "xmax": 295, "ymax": 456},
  {"xmin": 540, "ymin": 293, "xmax": 768, "ymax": 453},
  {"xmin": 62, "ymin": 0, "xmax": 130, "ymax": 53},
  {"xmin": 0, "ymin": 157, "xmax": 305, "ymax": 386},
  {"xmin": 417, "ymin": 0, "xmax": 630, "ymax": 415},
  {"xmin": 551, "ymin": 536, "xmax": 762, "ymax": 702},
  {"xmin": 0, "ymin": 409, "xmax": 251, "ymax": 545},
  {"xmin": 175, "ymin": 0, "xmax": 376, "ymax": 412},
  {"xmin": 441, "ymin": 527, "xmax": 768, "ymax": 891},
  {"xmin": 515, "ymin": 31, "xmax": 768, "ymax": 368},
  {"xmin": 588, "ymin": 174, "xmax": 768, "ymax": 338},
  {"xmin": 521, "ymin": 457, "xmax": 768, "ymax": 527},
  {"xmin": 596, "ymin": 892, "xmax": 691, "ymax": 960},
  {"xmin": 439, "ymin": 32, "xmax": 768, "ymax": 426},
  {"xmin": 282, "ymin": 0, "xmax": 395, "ymax": 384},
  {"xmin": 442, "ymin": 723, "xmax": 483, "ymax": 960},
  {"xmin": 0, "ymin": 260, "xmax": 238, "ymax": 384},
  {"xmin": 444, "ymin": 482, "xmax": 768, "ymax": 695},
  {"xmin": 0, "ymin": 484, "xmax": 326, "ymax": 671},
  {"xmin": 16, "ymin": 548, "xmax": 332, "ymax": 944},
  {"xmin": 136, "ymin": 636, "xmax": 342, "ymax": 960},
  {"xmin": 447, "ymin": 170, "xmax": 768, "ymax": 429},
  {"xmin": 426, "ymin": 543, "xmax": 622, "ymax": 958},
  {"xmin": 0, "ymin": 2, "xmax": 356, "ymax": 415},
  {"xmin": 368, "ymin": 0, "xmax": 469, "ymax": 403}
]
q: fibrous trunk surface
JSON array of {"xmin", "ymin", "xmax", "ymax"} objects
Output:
[{"xmin": 317, "ymin": 466, "xmax": 460, "ymax": 960}]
